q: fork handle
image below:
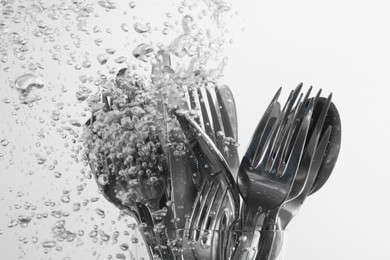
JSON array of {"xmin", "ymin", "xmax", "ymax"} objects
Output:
[{"xmin": 256, "ymin": 209, "xmax": 283, "ymax": 260}]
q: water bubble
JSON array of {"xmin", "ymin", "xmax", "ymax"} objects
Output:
[
  {"xmin": 18, "ymin": 215, "xmax": 32, "ymax": 228},
  {"xmin": 132, "ymin": 43, "xmax": 154, "ymax": 62},
  {"xmin": 116, "ymin": 253, "xmax": 126, "ymax": 259},
  {"xmin": 119, "ymin": 243, "xmax": 129, "ymax": 251},
  {"xmin": 182, "ymin": 15, "xmax": 194, "ymax": 34},
  {"xmin": 61, "ymin": 195, "xmax": 70, "ymax": 203},
  {"xmin": 89, "ymin": 230, "xmax": 98, "ymax": 238},
  {"xmin": 41, "ymin": 240, "xmax": 57, "ymax": 248},
  {"xmin": 114, "ymin": 56, "xmax": 127, "ymax": 64},
  {"xmin": 8, "ymin": 219, "xmax": 18, "ymax": 228},
  {"xmin": 95, "ymin": 208, "xmax": 105, "ymax": 218},
  {"xmin": 1, "ymin": 139, "xmax": 9, "ymax": 146},
  {"xmin": 97, "ymin": 53, "xmax": 109, "ymax": 65},
  {"xmin": 133, "ymin": 23, "xmax": 149, "ymax": 33},
  {"xmin": 98, "ymin": 0, "xmax": 117, "ymax": 9},
  {"xmin": 106, "ymin": 48, "xmax": 116, "ymax": 55},
  {"xmin": 73, "ymin": 203, "xmax": 81, "ymax": 212},
  {"xmin": 98, "ymin": 174, "xmax": 109, "ymax": 185},
  {"xmin": 14, "ymin": 74, "xmax": 44, "ymax": 104},
  {"xmin": 121, "ymin": 23, "xmax": 129, "ymax": 32}
]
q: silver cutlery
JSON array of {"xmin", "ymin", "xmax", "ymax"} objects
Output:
[{"xmin": 175, "ymin": 109, "xmax": 240, "ymax": 259}]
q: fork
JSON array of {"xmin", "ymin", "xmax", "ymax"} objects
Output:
[
  {"xmin": 257, "ymin": 93, "xmax": 334, "ymax": 260},
  {"xmin": 175, "ymin": 109, "xmax": 240, "ymax": 259},
  {"xmin": 182, "ymin": 84, "xmax": 240, "ymax": 177},
  {"xmin": 235, "ymin": 84, "xmax": 314, "ymax": 259}
]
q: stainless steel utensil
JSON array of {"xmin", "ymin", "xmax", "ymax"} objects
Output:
[
  {"xmin": 257, "ymin": 91, "xmax": 336, "ymax": 260},
  {"xmin": 175, "ymin": 110, "xmax": 240, "ymax": 260},
  {"xmin": 235, "ymin": 84, "xmax": 314, "ymax": 259},
  {"xmin": 86, "ymin": 80, "xmax": 174, "ymax": 259},
  {"xmin": 309, "ymin": 96, "xmax": 341, "ymax": 194}
]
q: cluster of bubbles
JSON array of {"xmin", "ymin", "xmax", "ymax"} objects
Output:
[{"xmin": 0, "ymin": 0, "xmax": 237, "ymax": 259}]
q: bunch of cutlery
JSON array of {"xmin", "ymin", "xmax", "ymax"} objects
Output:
[{"xmin": 84, "ymin": 67, "xmax": 341, "ymax": 260}]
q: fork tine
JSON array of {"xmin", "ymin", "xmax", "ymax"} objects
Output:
[
  {"xmin": 200, "ymin": 182, "xmax": 222, "ymax": 231},
  {"xmin": 280, "ymin": 98, "xmax": 314, "ymax": 181},
  {"xmin": 205, "ymin": 86, "xmax": 226, "ymax": 153},
  {"xmin": 215, "ymin": 85, "xmax": 237, "ymax": 140},
  {"xmin": 187, "ymin": 86, "xmax": 204, "ymax": 128},
  {"xmin": 187, "ymin": 180, "xmax": 209, "ymax": 232},
  {"xmin": 209, "ymin": 186, "xmax": 229, "ymax": 231},
  {"xmin": 264, "ymin": 89, "xmax": 304, "ymax": 171},
  {"xmin": 244, "ymin": 88, "xmax": 281, "ymax": 167},
  {"xmin": 197, "ymin": 87, "xmax": 215, "ymax": 142}
]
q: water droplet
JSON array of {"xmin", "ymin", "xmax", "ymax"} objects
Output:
[
  {"xmin": 97, "ymin": 53, "xmax": 109, "ymax": 65},
  {"xmin": 14, "ymin": 74, "xmax": 44, "ymax": 92},
  {"xmin": 96, "ymin": 208, "xmax": 105, "ymax": 218},
  {"xmin": 106, "ymin": 48, "xmax": 116, "ymax": 55},
  {"xmin": 61, "ymin": 195, "xmax": 70, "ymax": 203},
  {"xmin": 8, "ymin": 219, "xmax": 18, "ymax": 228},
  {"xmin": 121, "ymin": 23, "xmax": 129, "ymax": 32},
  {"xmin": 1, "ymin": 139, "xmax": 9, "ymax": 146},
  {"xmin": 114, "ymin": 56, "xmax": 127, "ymax": 64},
  {"xmin": 182, "ymin": 15, "xmax": 194, "ymax": 34},
  {"xmin": 41, "ymin": 240, "xmax": 57, "ymax": 248},
  {"xmin": 120, "ymin": 243, "xmax": 129, "ymax": 251},
  {"xmin": 133, "ymin": 23, "xmax": 149, "ymax": 33},
  {"xmin": 132, "ymin": 43, "xmax": 154, "ymax": 62},
  {"xmin": 98, "ymin": 174, "xmax": 109, "ymax": 185},
  {"xmin": 73, "ymin": 203, "xmax": 81, "ymax": 212},
  {"xmin": 129, "ymin": 1, "xmax": 136, "ymax": 8}
]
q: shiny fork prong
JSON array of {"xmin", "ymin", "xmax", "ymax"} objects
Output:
[
  {"xmin": 215, "ymin": 85, "xmax": 236, "ymax": 139},
  {"xmin": 280, "ymin": 98, "xmax": 314, "ymax": 181},
  {"xmin": 197, "ymin": 87, "xmax": 215, "ymax": 142},
  {"xmin": 187, "ymin": 86, "xmax": 203, "ymax": 128},
  {"xmin": 244, "ymin": 88, "xmax": 281, "ymax": 167},
  {"xmin": 188, "ymin": 180, "xmax": 210, "ymax": 233},
  {"xmin": 200, "ymin": 182, "xmax": 222, "ymax": 231}
]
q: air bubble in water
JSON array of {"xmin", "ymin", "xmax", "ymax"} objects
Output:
[
  {"xmin": 1, "ymin": 139, "xmax": 9, "ymax": 146},
  {"xmin": 98, "ymin": 174, "xmax": 109, "ymax": 185},
  {"xmin": 132, "ymin": 43, "xmax": 154, "ymax": 62},
  {"xmin": 97, "ymin": 53, "xmax": 109, "ymax": 65},
  {"xmin": 121, "ymin": 23, "xmax": 129, "ymax": 32},
  {"xmin": 133, "ymin": 23, "xmax": 149, "ymax": 33},
  {"xmin": 114, "ymin": 56, "xmax": 127, "ymax": 64}
]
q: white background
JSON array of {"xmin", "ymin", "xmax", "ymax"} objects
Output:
[
  {"xmin": 226, "ymin": 1, "xmax": 390, "ymax": 259},
  {"xmin": 1, "ymin": 0, "xmax": 390, "ymax": 259}
]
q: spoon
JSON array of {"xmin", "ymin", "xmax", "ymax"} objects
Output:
[{"xmin": 309, "ymin": 96, "xmax": 341, "ymax": 194}]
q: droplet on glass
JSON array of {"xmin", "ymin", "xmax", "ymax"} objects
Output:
[{"xmin": 129, "ymin": 1, "xmax": 136, "ymax": 8}]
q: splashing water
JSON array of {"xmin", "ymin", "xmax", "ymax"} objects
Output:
[{"xmin": 0, "ymin": 0, "xmax": 239, "ymax": 259}]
